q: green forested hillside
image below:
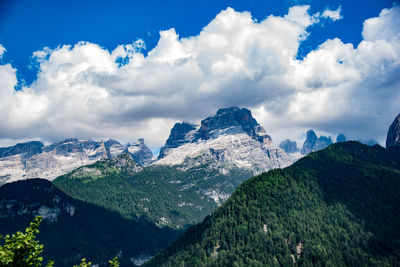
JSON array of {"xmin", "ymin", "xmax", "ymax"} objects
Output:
[
  {"xmin": 0, "ymin": 179, "xmax": 179, "ymax": 266},
  {"xmin": 53, "ymin": 155, "xmax": 215, "ymax": 229},
  {"xmin": 53, "ymin": 154, "xmax": 252, "ymax": 229},
  {"xmin": 147, "ymin": 142, "xmax": 400, "ymax": 266}
]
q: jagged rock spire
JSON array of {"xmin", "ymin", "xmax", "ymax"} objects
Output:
[{"xmin": 386, "ymin": 113, "xmax": 400, "ymax": 148}]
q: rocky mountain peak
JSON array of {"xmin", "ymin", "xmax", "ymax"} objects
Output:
[
  {"xmin": 196, "ymin": 107, "xmax": 272, "ymax": 144},
  {"xmin": 279, "ymin": 139, "xmax": 298, "ymax": 154},
  {"xmin": 43, "ymin": 138, "xmax": 102, "ymax": 154},
  {"xmin": 137, "ymin": 138, "xmax": 145, "ymax": 144},
  {"xmin": 386, "ymin": 113, "xmax": 400, "ymax": 148},
  {"xmin": 301, "ymin": 129, "xmax": 333, "ymax": 155},
  {"xmin": 158, "ymin": 122, "xmax": 197, "ymax": 159},
  {"xmin": 109, "ymin": 153, "xmax": 142, "ymax": 172},
  {"xmin": 0, "ymin": 141, "xmax": 44, "ymax": 158},
  {"xmin": 306, "ymin": 130, "xmax": 317, "ymax": 144},
  {"xmin": 336, "ymin": 134, "xmax": 346, "ymax": 143},
  {"xmin": 0, "ymin": 137, "xmax": 153, "ymax": 184},
  {"xmin": 127, "ymin": 138, "xmax": 153, "ymax": 166},
  {"xmin": 158, "ymin": 107, "xmax": 274, "ymax": 160}
]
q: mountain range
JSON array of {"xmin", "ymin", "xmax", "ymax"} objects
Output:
[
  {"xmin": 0, "ymin": 109, "xmax": 399, "ymax": 266},
  {"xmin": 0, "ymin": 107, "xmax": 374, "ymax": 187},
  {"xmin": 0, "ymin": 138, "xmax": 153, "ymax": 185}
]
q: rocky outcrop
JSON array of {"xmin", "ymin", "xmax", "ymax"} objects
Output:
[
  {"xmin": 386, "ymin": 113, "xmax": 400, "ymax": 148},
  {"xmin": 156, "ymin": 107, "xmax": 296, "ymax": 174},
  {"xmin": 301, "ymin": 130, "xmax": 333, "ymax": 155},
  {"xmin": 336, "ymin": 134, "xmax": 346, "ymax": 143},
  {"xmin": 279, "ymin": 139, "xmax": 298, "ymax": 154},
  {"xmin": 128, "ymin": 138, "xmax": 153, "ymax": 166},
  {"xmin": 0, "ymin": 138, "xmax": 152, "ymax": 184},
  {"xmin": 0, "ymin": 141, "xmax": 44, "ymax": 158},
  {"xmin": 158, "ymin": 123, "xmax": 196, "ymax": 159},
  {"xmin": 159, "ymin": 107, "xmax": 274, "ymax": 160},
  {"xmin": 194, "ymin": 107, "xmax": 272, "ymax": 144}
]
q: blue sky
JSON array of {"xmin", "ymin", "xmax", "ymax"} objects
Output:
[
  {"xmin": 0, "ymin": 0, "xmax": 399, "ymax": 148},
  {"xmin": 1, "ymin": 0, "xmax": 395, "ymax": 84}
]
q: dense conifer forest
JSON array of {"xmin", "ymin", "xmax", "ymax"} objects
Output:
[{"xmin": 147, "ymin": 142, "xmax": 400, "ymax": 266}]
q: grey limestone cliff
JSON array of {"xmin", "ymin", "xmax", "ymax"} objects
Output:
[
  {"xmin": 279, "ymin": 139, "xmax": 298, "ymax": 154},
  {"xmin": 301, "ymin": 130, "xmax": 333, "ymax": 155},
  {"xmin": 386, "ymin": 113, "xmax": 400, "ymax": 148},
  {"xmin": 0, "ymin": 137, "xmax": 152, "ymax": 184}
]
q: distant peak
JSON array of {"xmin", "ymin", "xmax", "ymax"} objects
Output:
[
  {"xmin": 279, "ymin": 139, "xmax": 298, "ymax": 154},
  {"xmin": 127, "ymin": 138, "xmax": 153, "ymax": 166},
  {"xmin": 105, "ymin": 139, "xmax": 121, "ymax": 145},
  {"xmin": 197, "ymin": 107, "xmax": 270, "ymax": 143},
  {"xmin": 0, "ymin": 141, "xmax": 44, "ymax": 158},
  {"xmin": 336, "ymin": 134, "xmax": 346, "ymax": 143},
  {"xmin": 306, "ymin": 129, "xmax": 317, "ymax": 139},
  {"xmin": 158, "ymin": 107, "xmax": 273, "ymax": 159},
  {"xmin": 301, "ymin": 129, "xmax": 332, "ymax": 155},
  {"xmin": 386, "ymin": 113, "xmax": 400, "ymax": 148},
  {"xmin": 215, "ymin": 106, "xmax": 241, "ymax": 115},
  {"xmin": 158, "ymin": 122, "xmax": 197, "ymax": 159},
  {"xmin": 61, "ymin": 138, "xmax": 79, "ymax": 143}
]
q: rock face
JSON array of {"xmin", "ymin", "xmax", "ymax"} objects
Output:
[
  {"xmin": 386, "ymin": 113, "xmax": 400, "ymax": 148},
  {"xmin": 336, "ymin": 134, "xmax": 346, "ymax": 143},
  {"xmin": 301, "ymin": 130, "xmax": 333, "ymax": 155},
  {"xmin": 156, "ymin": 107, "xmax": 296, "ymax": 174},
  {"xmin": 128, "ymin": 138, "xmax": 154, "ymax": 166},
  {"xmin": 279, "ymin": 139, "xmax": 298, "ymax": 154},
  {"xmin": 158, "ymin": 123, "xmax": 197, "ymax": 159},
  {"xmin": 0, "ymin": 138, "xmax": 152, "ymax": 184},
  {"xmin": 0, "ymin": 141, "xmax": 44, "ymax": 158},
  {"xmin": 194, "ymin": 107, "xmax": 272, "ymax": 144}
]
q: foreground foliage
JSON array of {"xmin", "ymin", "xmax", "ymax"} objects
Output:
[
  {"xmin": 147, "ymin": 142, "xmax": 400, "ymax": 266},
  {"xmin": 0, "ymin": 217, "xmax": 119, "ymax": 267},
  {"xmin": 0, "ymin": 217, "xmax": 54, "ymax": 267}
]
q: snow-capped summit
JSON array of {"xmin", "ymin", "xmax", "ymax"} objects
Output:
[{"xmin": 155, "ymin": 107, "xmax": 296, "ymax": 174}]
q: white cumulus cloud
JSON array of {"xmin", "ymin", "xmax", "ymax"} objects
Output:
[
  {"xmin": 321, "ymin": 6, "xmax": 343, "ymax": 21},
  {"xmin": 0, "ymin": 5, "xmax": 399, "ymax": 148},
  {"xmin": 0, "ymin": 44, "xmax": 6, "ymax": 58}
]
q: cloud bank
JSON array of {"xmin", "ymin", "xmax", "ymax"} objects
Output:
[{"xmin": 0, "ymin": 5, "xmax": 399, "ymax": 147}]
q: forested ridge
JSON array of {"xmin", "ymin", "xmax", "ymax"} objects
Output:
[
  {"xmin": 53, "ymin": 154, "xmax": 252, "ymax": 229},
  {"xmin": 0, "ymin": 179, "xmax": 179, "ymax": 266},
  {"xmin": 147, "ymin": 142, "xmax": 400, "ymax": 266},
  {"xmin": 53, "ymin": 159, "xmax": 218, "ymax": 229}
]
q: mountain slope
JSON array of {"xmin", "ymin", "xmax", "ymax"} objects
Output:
[
  {"xmin": 0, "ymin": 178, "xmax": 180, "ymax": 267},
  {"xmin": 53, "ymin": 108, "xmax": 298, "ymax": 229},
  {"xmin": 147, "ymin": 142, "xmax": 400, "ymax": 266},
  {"xmin": 53, "ymin": 154, "xmax": 219, "ymax": 229}
]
